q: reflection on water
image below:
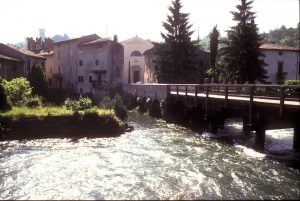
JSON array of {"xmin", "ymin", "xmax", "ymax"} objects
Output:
[{"xmin": 0, "ymin": 112, "xmax": 299, "ymax": 200}]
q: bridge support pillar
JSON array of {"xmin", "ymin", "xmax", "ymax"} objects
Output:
[
  {"xmin": 242, "ymin": 116, "xmax": 251, "ymax": 134},
  {"xmin": 255, "ymin": 115, "xmax": 266, "ymax": 151},
  {"xmin": 293, "ymin": 112, "xmax": 300, "ymax": 150}
]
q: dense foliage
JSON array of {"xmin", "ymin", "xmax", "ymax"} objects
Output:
[
  {"xmin": 0, "ymin": 78, "xmax": 11, "ymax": 111},
  {"xmin": 112, "ymin": 94, "xmax": 128, "ymax": 121},
  {"xmin": 221, "ymin": 0, "xmax": 268, "ymax": 84},
  {"xmin": 154, "ymin": 0, "xmax": 198, "ymax": 83},
  {"xmin": 261, "ymin": 24, "xmax": 300, "ymax": 48},
  {"xmin": 63, "ymin": 96, "xmax": 93, "ymax": 111},
  {"xmin": 28, "ymin": 63, "xmax": 48, "ymax": 98},
  {"xmin": 209, "ymin": 25, "xmax": 219, "ymax": 81},
  {"xmin": 2, "ymin": 77, "xmax": 32, "ymax": 106}
]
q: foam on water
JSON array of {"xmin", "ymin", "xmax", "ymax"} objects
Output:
[{"xmin": 0, "ymin": 112, "xmax": 299, "ymax": 200}]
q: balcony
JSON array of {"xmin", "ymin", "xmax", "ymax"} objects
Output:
[{"xmin": 91, "ymin": 80, "xmax": 108, "ymax": 88}]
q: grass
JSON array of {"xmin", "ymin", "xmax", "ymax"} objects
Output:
[{"xmin": 0, "ymin": 106, "xmax": 114, "ymax": 117}]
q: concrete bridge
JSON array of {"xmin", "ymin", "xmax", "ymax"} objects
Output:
[{"xmin": 123, "ymin": 83, "xmax": 300, "ymax": 150}]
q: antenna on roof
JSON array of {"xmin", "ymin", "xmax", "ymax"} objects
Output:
[{"xmin": 197, "ymin": 26, "xmax": 200, "ymax": 42}]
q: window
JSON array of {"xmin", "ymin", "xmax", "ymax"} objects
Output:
[
  {"xmin": 130, "ymin": 51, "xmax": 142, "ymax": 57},
  {"xmin": 278, "ymin": 51, "xmax": 283, "ymax": 56},
  {"xmin": 57, "ymin": 50, "xmax": 61, "ymax": 59},
  {"xmin": 277, "ymin": 62, "xmax": 283, "ymax": 74},
  {"xmin": 95, "ymin": 59, "xmax": 99, "ymax": 66},
  {"xmin": 89, "ymin": 76, "xmax": 93, "ymax": 82},
  {"xmin": 78, "ymin": 76, "xmax": 84, "ymax": 82},
  {"xmin": 80, "ymin": 88, "xmax": 83, "ymax": 93},
  {"xmin": 59, "ymin": 66, "xmax": 61, "ymax": 73},
  {"xmin": 50, "ymin": 67, "xmax": 52, "ymax": 74},
  {"xmin": 48, "ymin": 78, "xmax": 52, "ymax": 86},
  {"xmin": 79, "ymin": 60, "xmax": 83, "ymax": 66}
]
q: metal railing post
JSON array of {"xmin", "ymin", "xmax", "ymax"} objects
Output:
[
  {"xmin": 249, "ymin": 85, "xmax": 254, "ymax": 125},
  {"xmin": 279, "ymin": 86, "xmax": 285, "ymax": 117},
  {"xmin": 224, "ymin": 85, "xmax": 228, "ymax": 108}
]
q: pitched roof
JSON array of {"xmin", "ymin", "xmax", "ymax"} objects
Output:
[
  {"xmin": 120, "ymin": 35, "xmax": 153, "ymax": 45},
  {"xmin": 0, "ymin": 54, "xmax": 21, "ymax": 62},
  {"xmin": 80, "ymin": 38, "xmax": 109, "ymax": 46},
  {"xmin": 259, "ymin": 44, "xmax": 299, "ymax": 51},
  {"xmin": 53, "ymin": 34, "xmax": 99, "ymax": 45},
  {"xmin": 7, "ymin": 45, "xmax": 46, "ymax": 59}
]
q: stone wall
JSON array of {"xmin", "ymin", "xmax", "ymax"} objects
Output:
[{"xmin": 123, "ymin": 84, "xmax": 168, "ymax": 101}]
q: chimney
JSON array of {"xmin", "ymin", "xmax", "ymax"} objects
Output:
[{"xmin": 113, "ymin": 35, "xmax": 118, "ymax": 43}]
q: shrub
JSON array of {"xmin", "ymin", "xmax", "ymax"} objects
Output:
[
  {"xmin": 99, "ymin": 96, "xmax": 114, "ymax": 109},
  {"xmin": 63, "ymin": 96, "xmax": 92, "ymax": 111},
  {"xmin": 284, "ymin": 80, "xmax": 300, "ymax": 86},
  {"xmin": 113, "ymin": 94, "xmax": 128, "ymax": 121},
  {"xmin": 25, "ymin": 95, "xmax": 43, "ymax": 108},
  {"xmin": 0, "ymin": 78, "xmax": 11, "ymax": 111},
  {"xmin": 284, "ymin": 80, "xmax": 300, "ymax": 97},
  {"xmin": 78, "ymin": 96, "xmax": 92, "ymax": 110},
  {"xmin": 2, "ymin": 77, "xmax": 32, "ymax": 106}
]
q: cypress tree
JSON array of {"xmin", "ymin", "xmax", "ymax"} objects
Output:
[
  {"xmin": 154, "ymin": 0, "xmax": 197, "ymax": 83},
  {"xmin": 209, "ymin": 25, "xmax": 219, "ymax": 82},
  {"xmin": 28, "ymin": 63, "xmax": 48, "ymax": 97},
  {"xmin": 222, "ymin": 0, "xmax": 267, "ymax": 84}
]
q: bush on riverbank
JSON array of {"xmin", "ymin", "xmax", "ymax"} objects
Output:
[
  {"xmin": 0, "ymin": 78, "xmax": 11, "ymax": 111},
  {"xmin": 0, "ymin": 106, "xmax": 124, "ymax": 140},
  {"xmin": 63, "ymin": 96, "xmax": 93, "ymax": 111}
]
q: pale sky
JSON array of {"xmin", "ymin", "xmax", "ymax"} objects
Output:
[{"xmin": 0, "ymin": 0, "xmax": 299, "ymax": 44}]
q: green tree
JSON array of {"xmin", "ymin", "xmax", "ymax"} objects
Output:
[
  {"xmin": 261, "ymin": 24, "xmax": 299, "ymax": 48},
  {"xmin": 209, "ymin": 25, "xmax": 219, "ymax": 81},
  {"xmin": 154, "ymin": 0, "xmax": 197, "ymax": 83},
  {"xmin": 2, "ymin": 77, "xmax": 32, "ymax": 106},
  {"xmin": 28, "ymin": 63, "xmax": 48, "ymax": 97},
  {"xmin": 221, "ymin": 0, "xmax": 267, "ymax": 84},
  {"xmin": 0, "ymin": 77, "xmax": 11, "ymax": 110}
]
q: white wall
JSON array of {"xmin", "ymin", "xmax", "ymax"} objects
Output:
[
  {"xmin": 262, "ymin": 49, "xmax": 300, "ymax": 83},
  {"xmin": 121, "ymin": 37, "xmax": 153, "ymax": 84}
]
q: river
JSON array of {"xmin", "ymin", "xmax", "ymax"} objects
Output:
[{"xmin": 0, "ymin": 112, "xmax": 299, "ymax": 200}]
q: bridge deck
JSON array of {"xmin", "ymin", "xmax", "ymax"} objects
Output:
[{"xmin": 170, "ymin": 91, "xmax": 300, "ymax": 106}]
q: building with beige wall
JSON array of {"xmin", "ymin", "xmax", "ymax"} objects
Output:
[
  {"xmin": 260, "ymin": 44, "xmax": 300, "ymax": 84},
  {"xmin": 121, "ymin": 36, "xmax": 154, "ymax": 84},
  {"xmin": 45, "ymin": 34, "xmax": 124, "ymax": 97}
]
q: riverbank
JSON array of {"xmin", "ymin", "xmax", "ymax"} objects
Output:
[{"xmin": 0, "ymin": 107, "xmax": 125, "ymax": 140}]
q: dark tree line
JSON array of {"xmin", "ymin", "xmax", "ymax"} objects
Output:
[
  {"xmin": 154, "ymin": 0, "xmax": 269, "ymax": 84},
  {"xmin": 261, "ymin": 24, "xmax": 300, "ymax": 48}
]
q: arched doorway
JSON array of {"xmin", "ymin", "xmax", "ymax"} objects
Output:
[{"xmin": 132, "ymin": 65, "xmax": 141, "ymax": 83}]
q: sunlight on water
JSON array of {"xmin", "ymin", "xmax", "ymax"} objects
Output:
[{"xmin": 0, "ymin": 112, "xmax": 300, "ymax": 200}]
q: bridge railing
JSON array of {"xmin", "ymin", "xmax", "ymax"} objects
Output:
[{"xmin": 169, "ymin": 84, "xmax": 300, "ymax": 100}]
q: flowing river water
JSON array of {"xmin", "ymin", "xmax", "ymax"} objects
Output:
[{"xmin": 0, "ymin": 112, "xmax": 299, "ymax": 200}]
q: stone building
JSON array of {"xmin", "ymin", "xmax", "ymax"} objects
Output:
[
  {"xmin": 27, "ymin": 37, "xmax": 54, "ymax": 54},
  {"xmin": 0, "ymin": 43, "xmax": 46, "ymax": 79},
  {"xmin": 121, "ymin": 36, "xmax": 154, "ymax": 83},
  {"xmin": 45, "ymin": 34, "xmax": 124, "ymax": 97},
  {"xmin": 259, "ymin": 44, "xmax": 300, "ymax": 84}
]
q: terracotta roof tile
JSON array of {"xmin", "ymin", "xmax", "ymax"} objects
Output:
[
  {"xmin": 8, "ymin": 45, "xmax": 46, "ymax": 59},
  {"xmin": 259, "ymin": 44, "xmax": 299, "ymax": 51}
]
